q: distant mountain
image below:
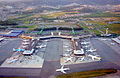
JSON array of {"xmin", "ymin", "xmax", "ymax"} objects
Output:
[
  {"xmin": 1, "ymin": 0, "xmax": 120, "ymax": 6},
  {"xmin": 63, "ymin": 3, "xmax": 80, "ymax": 7},
  {"xmin": 25, "ymin": 0, "xmax": 120, "ymax": 6}
]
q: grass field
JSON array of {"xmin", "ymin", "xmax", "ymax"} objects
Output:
[
  {"xmin": 83, "ymin": 12, "xmax": 120, "ymax": 18},
  {"xmin": 106, "ymin": 24, "xmax": 120, "ymax": 34},
  {"xmin": 80, "ymin": 19, "xmax": 120, "ymax": 35},
  {"xmin": 41, "ymin": 12, "xmax": 66, "ymax": 19},
  {"xmin": 79, "ymin": 22, "xmax": 102, "ymax": 35},
  {"xmin": 14, "ymin": 25, "xmax": 38, "ymax": 31},
  {"xmin": 57, "ymin": 69, "xmax": 117, "ymax": 78},
  {"xmin": 45, "ymin": 22, "xmax": 76, "ymax": 26},
  {"xmin": 15, "ymin": 25, "xmax": 37, "ymax": 28}
]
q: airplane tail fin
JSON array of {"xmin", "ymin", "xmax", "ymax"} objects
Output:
[{"xmin": 13, "ymin": 48, "xmax": 16, "ymax": 51}]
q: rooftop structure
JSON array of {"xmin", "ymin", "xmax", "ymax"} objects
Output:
[
  {"xmin": 0, "ymin": 30, "xmax": 24, "ymax": 37},
  {"xmin": 74, "ymin": 49, "xmax": 85, "ymax": 56}
]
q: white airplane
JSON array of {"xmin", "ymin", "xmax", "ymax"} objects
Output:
[
  {"xmin": 22, "ymin": 42, "xmax": 30, "ymax": 45},
  {"xmin": 62, "ymin": 54, "xmax": 70, "ymax": 57},
  {"xmin": 80, "ymin": 56, "xmax": 85, "ymax": 61},
  {"xmin": 66, "ymin": 49, "xmax": 72, "ymax": 52},
  {"xmin": 36, "ymin": 45, "xmax": 46, "ymax": 48},
  {"xmin": 111, "ymin": 43, "xmax": 115, "ymax": 45},
  {"xmin": 45, "ymin": 40, "xmax": 49, "ymax": 42},
  {"xmin": 86, "ymin": 48, "xmax": 97, "ymax": 52},
  {"xmin": 23, "ymin": 39, "xmax": 29, "ymax": 42},
  {"xmin": 81, "ymin": 41, "xmax": 90, "ymax": 45},
  {"xmin": 65, "ymin": 56, "xmax": 74, "ymax": 63},
  {"xmin": 88, "ymin": 54, "xmax": 101, "ymax": 60},
  {"xmin": 22, "ymin": 45, "xmax": 28, "ymax": 48},
  {"xmin": 64, "ymin": 45, "xmax": 69, "ymax": 48},
  {"xmin": 0, "ymin": 38, "xmax": 4, "ymax": 42},
  {"xmin": 56, "ymin": 65, "xmax": 70, "ymax": 74},
  {"xmin": 23, "ymin": 49, "xmax": 34, "ymax": 55},
  {"xmin": 13, "ymin": 48, "xmax": 25, "ymax": 52}
]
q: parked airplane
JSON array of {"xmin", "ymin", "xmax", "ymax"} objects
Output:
[
  {"xmin": 56, "ymin": 65, "xmax": 70, "ymax": 74},
  {"xmin": 64, "ymin": 45, "xmax": 69, "ymax": 48},
  {"xmin": 80, "ymin": 56, "xmax": 85, "ymax": 61},
  {"xmin": 88, "ymin": 54, "xmax": 101, "ymax": 60},
  {"xmin": 66, "ymin": 49, "xmax": 72, "ymax": 52},
  {"xmin": 62, "ymin": 54, "xmax": 70, "ymax": 57},
  {"xmin": 65, "ymin": 56, "xmax": 74, "ymax": 63},
  {"xmin": 86, "ymin": 48, "xmax": 96, "ymax": 52},
  {"xmin": 36, "ymin": 45, "xmax": 46, "ymax": 48},
  {"xmin": 23, "ymin": 49, "xmax": 34, "ymax": 55},
  {"xmin": 81, "ymin": 41, "xmax": 90, "ymax": 45},
  {"xmin": 0, "ymin": 38, "xmax": 4, "ymax": 42},
  {"xmin": 45, "ymin": 40, "xmax": 49, "ymax": 42},
  {"xmin": 111, "ymin": 43, "xmax": 115, "ymax": 45},
  {"xmin": 23, "ymin": 39, "xmax": 29, "ymax": 42},
  {"xmin": 13, "ymin": 48, "xmax": 25, "ymax": 52},
  {"xmin": 22, "ymin": 42, "xmax": 30, "ymax": 45},
  {"xmin": 7, "ymin": 55, "xmax": 19, "ymax": 64},
  {"xmin": 22, "ymin": 45, "xmax": 28, "ymax": 48}
]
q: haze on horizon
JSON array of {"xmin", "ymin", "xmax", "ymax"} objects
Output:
[{"xmin": 0, "ymin": 0, "xmax": 120, "ymax": 6}]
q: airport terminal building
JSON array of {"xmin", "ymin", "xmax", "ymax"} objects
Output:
[{"xmin": 0, "ymin": 30, "xmax": 24, "ymax": 38}]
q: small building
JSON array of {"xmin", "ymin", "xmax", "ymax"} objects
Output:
[{"xmin": 54, "ymin": 20, "xmax": 65, "ymax": 23}]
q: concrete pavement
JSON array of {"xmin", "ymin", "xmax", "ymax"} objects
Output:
[
  {"xmin": 0, "ymin": 38, "xmax": 120, "ymax": 78},
  {"xmin": 0, "ymin": 38, "xmax": 22, "ymax": 64}
]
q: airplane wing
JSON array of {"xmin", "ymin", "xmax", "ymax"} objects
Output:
[
  {"xmin": 64, "ymin": 68, "xmax": 70, "ymax": 70},
  {"xmin": 61, "ymin": 65, "xmax": 64, "ymax": 69},
  {"xmin": 61, "ymin": 70, "xmax": 66, "ymax": 74}
]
